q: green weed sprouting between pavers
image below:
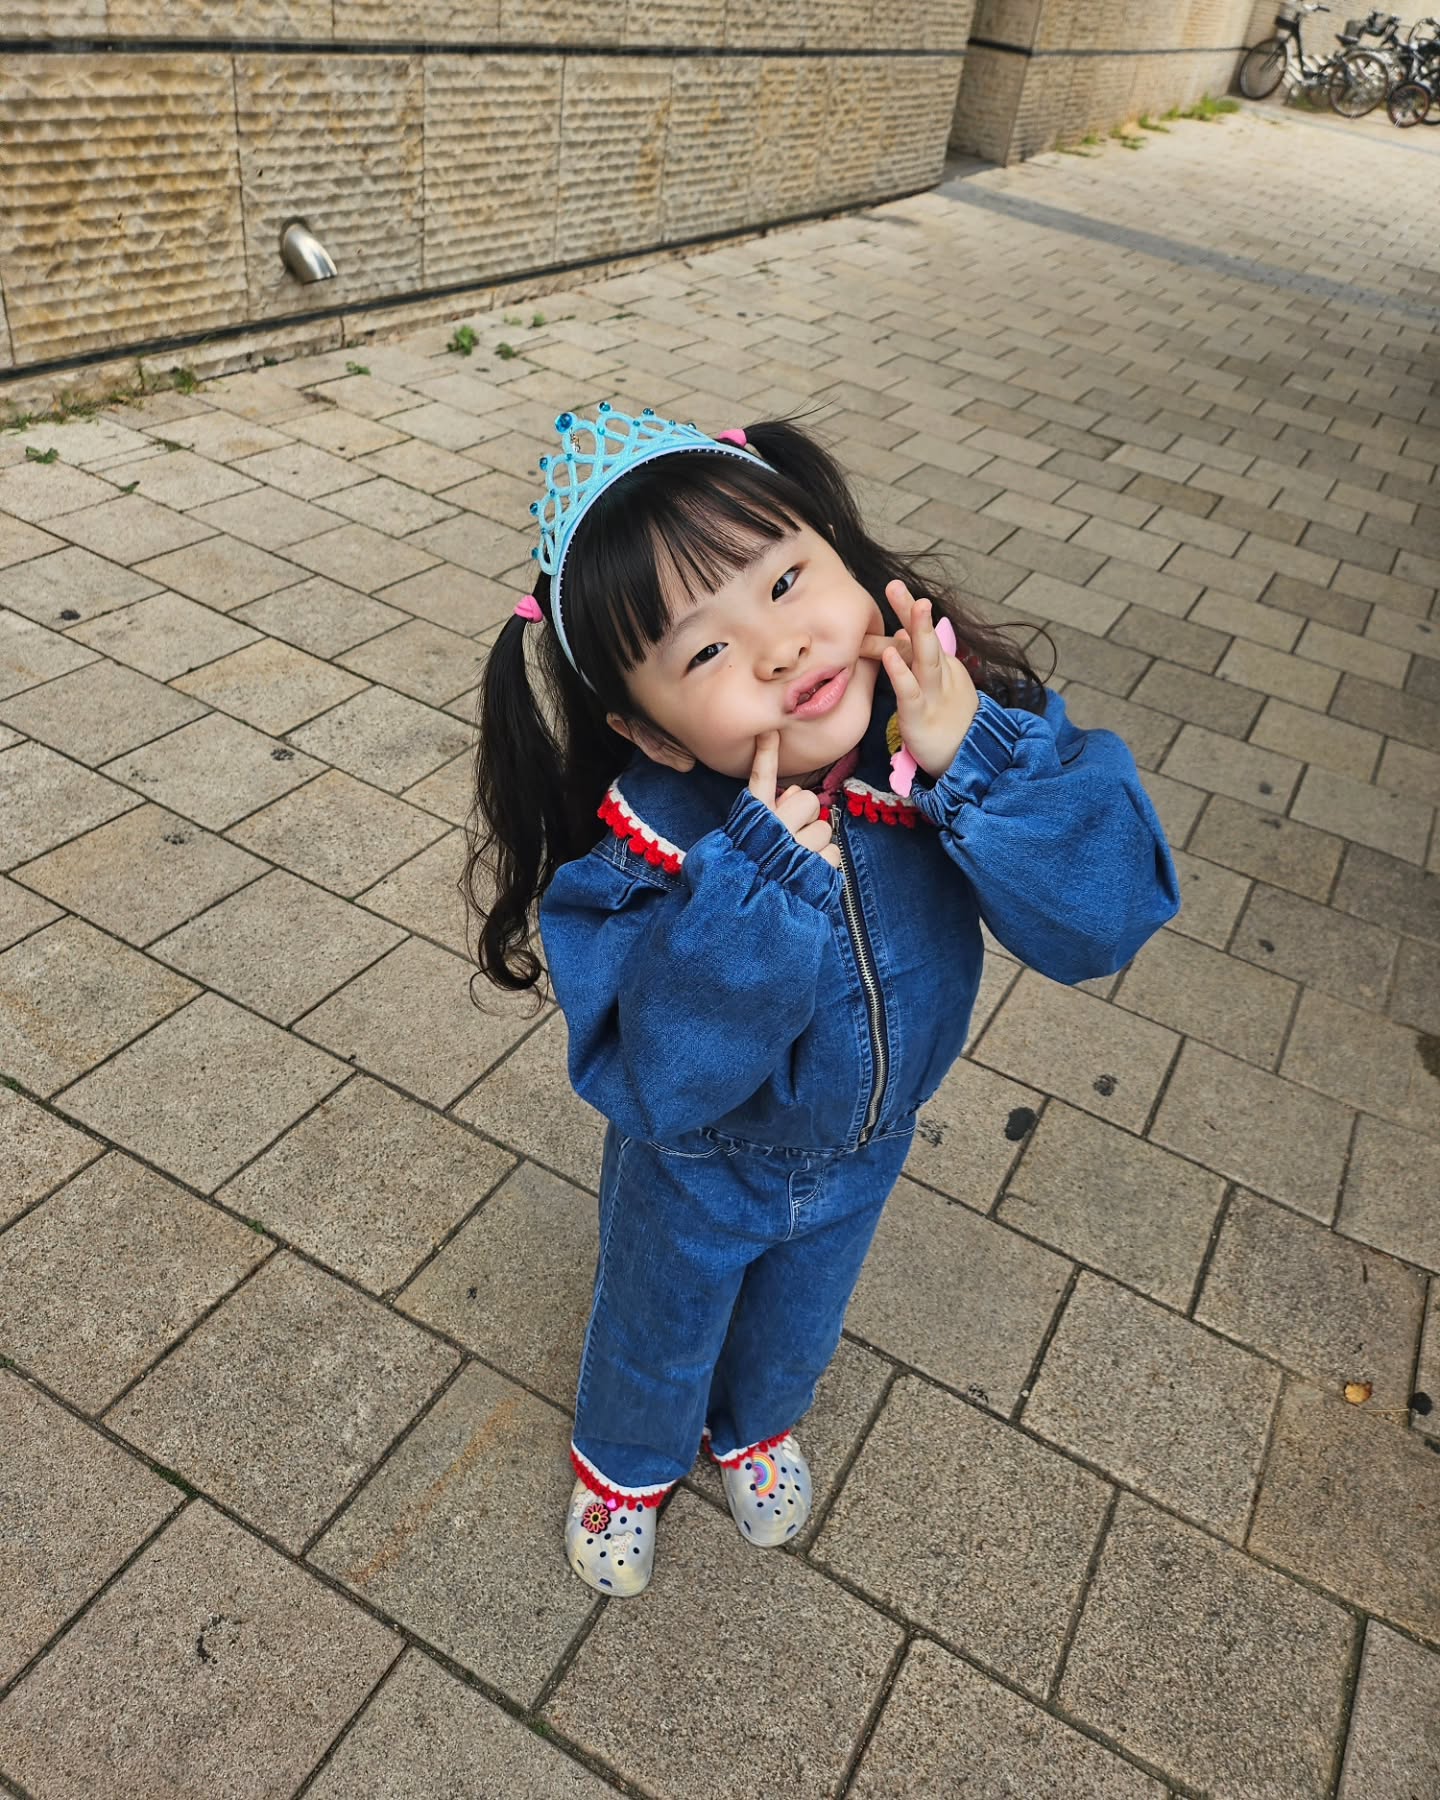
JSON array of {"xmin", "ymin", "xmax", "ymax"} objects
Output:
[
  {"xmin": 1182, "ymin": 93, "xmax": 1241, "ymax": 120},
  {"xmin": 447, "ymin": 324, "xmax": 478, "ymax": 356}
]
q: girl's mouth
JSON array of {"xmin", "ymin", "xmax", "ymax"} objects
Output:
[{"xmin": 788, "ymin": 666, "xmax": 850, "ymax": 719}]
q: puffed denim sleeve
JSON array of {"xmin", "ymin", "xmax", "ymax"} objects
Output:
[
  {"xmin": 539, "ymin": 788, "xmax": 840, "ymax": 1143},
  {"xmin": 910, "ymin": 688, "xmax": 1179, "ymax": 984}
]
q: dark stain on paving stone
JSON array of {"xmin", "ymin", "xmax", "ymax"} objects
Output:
[
  {"xmin": 271, "ymin": 747, "xmax": 294, "ymax": 761},
  {"xmin": 196, "ymin": 1613, "xmax": 235, "ymax": 1663},
  {"xmin": 1417, "ymin": 1034, "xmax": 1440, "ymax": 1080},
  {"xmin": 1004, "ymin": 1106, "xmax": 1037, "ymax": 1141},
  {"xmin": 1093, "ymin": 1073, "xmax": 1118, "ymax": 1096},
  {"xmin": 1413, "ymin": 1391, "xmax": 1433, "ymax": 1415},
  {"xmin": 916, "ymin": 1116, "xmax": 944, "ymax": 1147}
]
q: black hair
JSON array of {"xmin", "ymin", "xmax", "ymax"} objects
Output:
[{"xmin": 464, "ymin": 417, "xmax": 1050, "ymax": 995}]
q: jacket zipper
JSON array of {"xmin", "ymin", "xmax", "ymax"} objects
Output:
[{"xmin": 832, "ymin": 809, "xmax": 889, "ymax": 1146}]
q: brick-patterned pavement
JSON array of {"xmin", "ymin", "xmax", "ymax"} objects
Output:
[{"xmin": 2, "ymin": 105, "xmax": 1438, "ymax": 1798}]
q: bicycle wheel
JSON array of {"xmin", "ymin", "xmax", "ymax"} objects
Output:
[
  {"xmin": 1240, "ymin": 37, "xmax": 1289, "ymax": 98},
  {"xmin": 1330, "ymin": 49, "xmax": 1391, "ymax": 114},
  {"xmin": 1388, "ymin": 78, "xmax": 1431, "ymax": 123}
]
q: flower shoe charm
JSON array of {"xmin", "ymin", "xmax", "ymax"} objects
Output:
[{"xmin": 565, "ymin": 1479, "xmax": 657, "ymax": 1597}]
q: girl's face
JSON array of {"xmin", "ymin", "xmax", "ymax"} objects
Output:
[{"xmin": 610, "ymin": 524, "xmax": 884, "ymax": 782}]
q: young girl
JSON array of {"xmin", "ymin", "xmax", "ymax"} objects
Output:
[{"xmin": 467, "ymin": 404, "xmax": 1178, "ymax": 1597}]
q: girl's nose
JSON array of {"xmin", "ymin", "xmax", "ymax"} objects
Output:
[{"xmin": 763, "ymin": 631, "xmax": 809, "ymax": 678}]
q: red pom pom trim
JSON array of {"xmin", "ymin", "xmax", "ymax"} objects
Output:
[
  {"xmin": 598, "ymin": 777, "xmax": 919, "ymax": 869},
  {"xmin": 597, "ymin": 786, "xmax": 684, "ymax": 875},
  {"xmin": 570, "ymin": 1446, "xmax": 672, "ymax": 1509},
  {"xmin": 705, "ymin": 1427, "xmax": 795, "ymax": 1470},
  {"xmin": 843, "ymin": 785, "xmax": 919, "ymax": 829}
]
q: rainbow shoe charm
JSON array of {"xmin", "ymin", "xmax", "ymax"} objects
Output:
[{"xmin": 719, "ymin": 1435, "xmax": 812, "ymax": 1547}]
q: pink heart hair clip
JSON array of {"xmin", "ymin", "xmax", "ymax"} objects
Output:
[{"xmin": 514, "ymin": 594, "xmax": 543, "ymax": 622}]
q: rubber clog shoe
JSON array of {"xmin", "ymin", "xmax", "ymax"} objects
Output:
[
  {"xmin": 564, "ymin": 1479, "xmax": 657, "ymax": 1597},
  {"xmin": 719, "ymin": 1435, "xmax": 812, "ymax": 1547}
]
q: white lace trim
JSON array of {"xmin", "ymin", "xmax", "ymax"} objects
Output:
[{"xmin": 571, "ymin": 1442, "xmax": 675, "ymax": 1499}]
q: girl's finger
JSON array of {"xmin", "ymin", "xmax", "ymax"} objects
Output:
[
  {"xmin": 857, "ymin": 632, "xmax": 892, "ymax": 662},
  {"xmin": 913, "ymin": 597, "xmax": 941, "ymax": 674},
  {"xmin": 886, "ymin": 579, "xmax": 915, "ymax": 624},
  {"xmin": 883, "ymin": 644, "xmax": 922, "ymax": 703},
  {"xmin": 749, "ymin": 730, "xmax": 779, "ymax": 808}
]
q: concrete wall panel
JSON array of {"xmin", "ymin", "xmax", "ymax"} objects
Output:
[
  {"xmin": 750, "ymin": 58, "xmax": 829, "ymax": 218},
  {"xmin": 234, "ymin": 54, "xmax": 424, "ymax": 319},
  {"xmin": 107, "ymin": 1, "xmax": 330, "ymax": 33},
  {"xmin": 500, "ymin": 0, "xmax": 621, "ymax": 44},
  {"xmin": 332, "ymin": 1, "xmax": 501, "ymax": 38},
  {"xmin": 725, "ymin": 0, "xmax": 808, "ymax": 47},
  {"xmin": 662, "ymin": 58, "xmax": 761, "ymax": 239},
  {"xmin": 0, "ymin": 1, "xmax": 106, "ymax": 30},
  {"xmin": 557, "ymin": 57, "xmax": 672, "ymax": 262},
  {"xmin": 628, "ymin": 0, "xmax": 727, "ymax": 46},
  {"xmin": 0, "ymin": 54, "xmax": 247, "ymax": 362},
  {"xmin": 424, "ymin": 55, "xmax": 562, "ymax": 286}
]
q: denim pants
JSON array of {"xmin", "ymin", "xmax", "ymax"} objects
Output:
[{"xmin": 571, "ymin": 1118, "xmax": 915, "ymax": 1499}]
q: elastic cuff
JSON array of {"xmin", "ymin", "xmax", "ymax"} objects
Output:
[
  {"xmin": 917, "ymin": 691, "xmax": 1025, "ymax": 818},
  {"xmin": 703, "ymin": 1426, "xmax": 795, "ymax": 1469},
  {"xmin": 570, "ymin": 1444, "xmax": 674, "ymax": 1510},
  {"xmin": 722, "ymin": 789, "xmax": 839, "ymax": 910}
]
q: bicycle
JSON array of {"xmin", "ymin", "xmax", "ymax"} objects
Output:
[
  {"xmin": 1238, "ymin": 1, "xmax": 1392, "ymax": 115},
  {"xmin": 1385, "ymin": 16, "xmax": 1440, "ymax": 123}
]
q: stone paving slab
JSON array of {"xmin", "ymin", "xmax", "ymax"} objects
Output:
[{"xmin": 3, "ymin": 102, "xmax": 1439, "ymax": 1799}]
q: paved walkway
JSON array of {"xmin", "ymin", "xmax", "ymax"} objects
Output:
[{"xmin": 2, "ymin": 103, "xmax": 1438, "ymax": 1800}]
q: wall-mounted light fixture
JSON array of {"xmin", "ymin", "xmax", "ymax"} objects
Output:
[{"xmin": 279, "ymin": 218, "xmax": 338, "ymax": 283}]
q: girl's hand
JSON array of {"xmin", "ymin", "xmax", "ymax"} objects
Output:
[
  {"xmin": 749, "ymin": 731, "xmax": 842, "ymax": 870},
  {"xmin": 861, "ymin": 580, "xmax": 979, "ymax": 779}
]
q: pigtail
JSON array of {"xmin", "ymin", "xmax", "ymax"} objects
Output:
[
  {"xmin": 465, "ymin": 617, "xmax": 553, "ymax": 994},
  {"xmin": 466, "ymin": 592, "xmax": 635, "ymax": 996}
]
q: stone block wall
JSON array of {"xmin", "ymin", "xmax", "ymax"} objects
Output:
[
  {"xmin": 0, "ymin": 2, "xmax": 974, "ymax": 377},
  {"xmin": 953, "ymin": 0, "xmax": 1260, "ymax": 163}
]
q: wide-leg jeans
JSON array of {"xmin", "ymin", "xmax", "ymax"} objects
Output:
[{"xmin": 571, "ymin": 1118, "xmax": 914, "ymax": 1499}]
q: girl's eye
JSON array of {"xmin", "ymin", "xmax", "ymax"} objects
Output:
[
  {"xmin": 772, "ymin": 567, "xmax": 798, "ymax": 601},
  {"xmin": 687, "ymin": 643, "xmax": 724, "ymax": 670}
]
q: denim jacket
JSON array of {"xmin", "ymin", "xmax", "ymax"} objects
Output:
[{"xmin": 540, "ymin": 684, "xmax": 1179, "ymax": 1158}]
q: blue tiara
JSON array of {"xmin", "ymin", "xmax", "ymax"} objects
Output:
[{"xmin": 528, "ymin": 402, "xmax": 765, "ymax": 686}]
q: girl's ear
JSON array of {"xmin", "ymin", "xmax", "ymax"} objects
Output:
[{"xmin": 606, "ymin": 712, "xmax": 696, "ymax": 773}]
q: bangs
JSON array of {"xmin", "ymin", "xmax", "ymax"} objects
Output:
[{"xmin": 562, "ymin": 453, "xmax": 807, "ymax": 688}]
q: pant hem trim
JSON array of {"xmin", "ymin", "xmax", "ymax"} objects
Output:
[
  {"xmin": 570, "ymin": 1444, "xmax": 674, "ymax": 1509},
  {"xmin": 703, "ymin": 1426, "xmax": 795, "ymax": 1469}
]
